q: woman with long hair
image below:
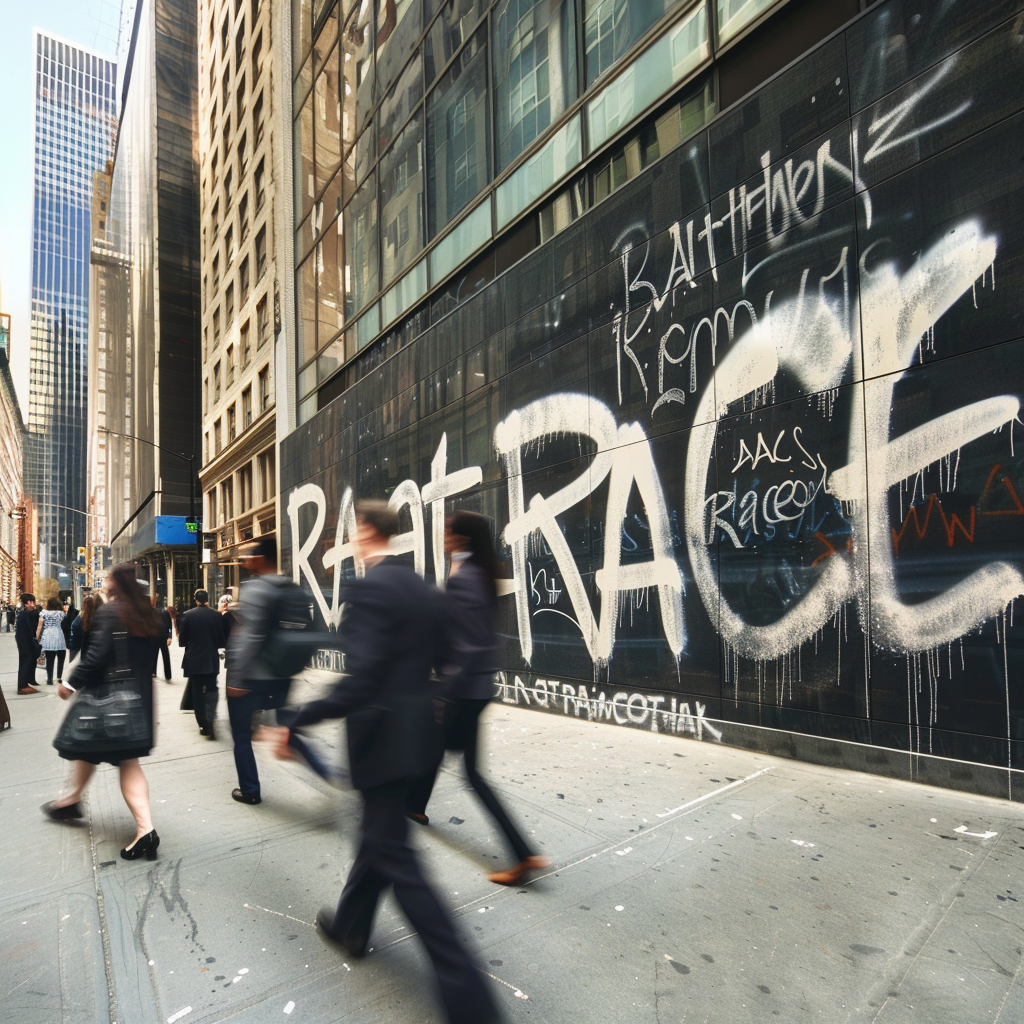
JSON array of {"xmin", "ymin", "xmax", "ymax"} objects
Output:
[
  {"xmin": 36, "ymin": 596, "xmax": 67, "ymax": 685},
  {"xmin": 42, "ymin": 564, "xmax": 164, "ymax": 860},
  {"xmin": 68, "ymin": 593, "xmax": 101, "ymax": 660},
  {"xmin": 406, "ymin": 510, "xmax": 552, "ymax": 885}
]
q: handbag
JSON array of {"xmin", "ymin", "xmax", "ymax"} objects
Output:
[{"xmin": 53, "ymin": 632, "xmax": 152, "ymax": 756}]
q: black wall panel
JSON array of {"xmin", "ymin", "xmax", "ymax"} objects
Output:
[{"xmin": 281, "ymin": 1, "xmax": 1024, "ymax": 793}]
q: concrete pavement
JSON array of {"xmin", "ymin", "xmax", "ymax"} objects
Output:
[{"xmin": 2, "ymin": 628, "xmax": 1024, "ymax": 1024}]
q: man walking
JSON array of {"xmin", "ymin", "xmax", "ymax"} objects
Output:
[
  {"xmin": 225, "ymin": 536, "xmax": 294, "ymax": 804},
  {"xmin": 15, "ymin": 594, "xmax": 40, "ymax": 694},
  {"xmin": 178, "ymin": 589, "xmax": 225, "ymax": 739},
  {"xmin": 269, "ymin": 500, "xmax": 502, "ymax": 1024}
]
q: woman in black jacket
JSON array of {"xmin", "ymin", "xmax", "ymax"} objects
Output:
[
  {"xmin": 68, "ymin": 594, "xmax": 100, "ymax": 660},
  {"xmin": 406, "ymin": 511, "xmax": 551, "ymax": 885},
  {"xmin": 42, "ymin": 564, "xmax": 164, "ymax": 860}
]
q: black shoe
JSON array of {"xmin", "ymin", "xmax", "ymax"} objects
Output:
[
  {"xmin": 206, "ymin": 724, "xmax": 217, "ymax": 741},
  {"xmin": 42, "ymin": 800, "xmax": 83, "ymax": 820},
  {"xmin": 315, "ymin": 907, "xmax": 366, "ymax": 958},
  {"xmin": 232, "ymin": 788, "xmax": 261, "ymax": 805},
  {"xmin": 120, "ymin": 829, "xmax": 160, "ymax": 861}
]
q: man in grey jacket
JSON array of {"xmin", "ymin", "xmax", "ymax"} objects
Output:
[{"xmin": 226, "ymin": 536, "xmax": 293, "ymax": 804}]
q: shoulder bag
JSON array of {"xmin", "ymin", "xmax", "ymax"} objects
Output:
[{"xmin": 53, "ymin": 632, "xmax": 152, "ymax": 756}]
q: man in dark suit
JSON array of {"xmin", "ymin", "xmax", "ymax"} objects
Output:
[
  {"xmin": 178, "ymin": 589, "xmax": 226, "ymax": 739},
  {"xmin": 16, "ymin": 594, "xmax": 41, "ymax": 694},
  {"xmin": 269, "ymin": 500, "xmax": 501, "ymax": 1024}
]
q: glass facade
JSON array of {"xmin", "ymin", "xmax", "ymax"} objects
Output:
[
  {"xmin": 291, "ymin": 0, "xmax": 808, "ymax": 411},
  {"xmin": 27, "ymin": 33, "xmax": 116, "ymax": 579}
]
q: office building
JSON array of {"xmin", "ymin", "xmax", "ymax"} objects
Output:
[
  {"xmin": 0, "ymin": 324, "xmax": 25, "ymax": 602},
  {"xmin": 25, "ymin": 32, "xmax": 116, "ymax": 589},
  {"xmin": 279, "ymin": 0, "xmax": 1024, "ymax": 796},
  {"xmin": 102, "ymin": 0, "xmax": 203, "ymax": 609},
  {"xmin": 198, "ymin": 0, "xmax": 285, "ymax": 595}
]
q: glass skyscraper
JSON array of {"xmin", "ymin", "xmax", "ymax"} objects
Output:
[{"xmin": 27, "ymin": 32, "xmax": 116, "ymax": 582}]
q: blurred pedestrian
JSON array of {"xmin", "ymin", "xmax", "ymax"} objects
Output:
[
  {"xmin": 37, "ymin": 597, "xmax": 67, "ymax": 686},
  {"xmin": 225, "ymin": 537, "xmax": 294, "ymax": 804},
  {"xmin": 268, "ymin": 500, "xmax": 502, "ymax": 1024},
  {"xmin": 4, "ymin": 601, "xmax": 14, "ymax": 632},
  {"xmin": 218, "ymin": 594, "xmax": 236, "ymax": 641},
  {"xmin": 178, "ymin": 589, "xmax": 225, "ymax": 739},
  {"xmin": 61, "ymin": 596, "xmax": 78, "ymax": 648},
  {"xmin": 151, "ymin": 595, "xmax": 173, "ymax": 681},
  {"xmin": 42, "ymin": 564, "xmax": 163, "ymax": 861},
  {"xmin": 15, "ymin": 594, "xmax": 40, "ymax": 693},
  {"xmin": 407, "ymin": 511, "xmax": 551, "ymax": 885},
  {"xmin": 69, "ymin": 594, "xmax": 100, "ymax": 660}
]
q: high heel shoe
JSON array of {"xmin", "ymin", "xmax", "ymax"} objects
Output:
[{"xmin": 120, "ymin": 829, "xmax": 160, "ymax": 861}]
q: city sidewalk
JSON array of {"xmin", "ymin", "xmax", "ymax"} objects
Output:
[{"xmin": 2, "ymin": 628, "xmax": 1024, "ymax": 1024}]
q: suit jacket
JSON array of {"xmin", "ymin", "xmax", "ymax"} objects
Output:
[
  {"xmin": 178, "ymin": 604, "xmax": 225, "ymax": 676},
  {"xmin": 227, "ymin": 574, "xmax": 292, "ymax": 684},
  {"xmin": 442, "ymin": 561, "xmax": 500, "ymax": 701},
  {"xmin": 15, "ymin": 608, "xmax": 39, "ymax": 651},
  {"xmin": 61, "ymin": 606, "xmax": 77, "ymax": 644},
  {"xmin": 288, "ymin": 556, "xmax": 443, "ymax": 791}
]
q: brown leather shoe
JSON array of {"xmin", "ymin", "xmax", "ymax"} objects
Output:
[
  {"xmin": 17, "ymin": 687, "xmax": 40, "ymax": 694},
  {"xmin": 488, "ymin": 855, "xmax": 552, "ymax": 886}
]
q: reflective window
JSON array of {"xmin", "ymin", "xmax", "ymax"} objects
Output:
[
  {"xmin": 584, "ymin": 0, "xmax": 688, "ymax": 86},
  {"xmin": 382, "ymin": 258, "xmax": 427, "ymax": 325},
  {"xmin": 493, "ymin": 0, "xmax": 577, "ymax": 170},
  {"xmin": 342, "ymin": 2, "xmax": 375, "ymax": 142},
  {"xmin": 376, "ymin": 0, "xmax": 422, "ymax": 94},
  {"xmin": 380, "ymin": 52, "xmax": 423, "ymax": 151},
  {"xmin": 315, "ymin": 44, "xmax": 342, "ymax": 196},
  {"xmin": 314, "ymin": 5, "xmax": 338, "ymax": 71},
  {"xmin": 717, "ymin": 0, "xmax": 778, "ymax": 45},
  {"xmin": 345, "ymin": 170, "xmax": 379, "ymax": 316},
  {"xmin": 353, "ymin": 123, "xmax": 375, "ymax": 186},
  {"xmin": 496, "ymin": 114, "xmax": 581, "ymax": 228},
  {"xmin": 587, "ymin": 3, "xmax": 709, "ymax": 150},
  {"xmin": 428, "ymin": 198, "xmax": 491, "ymax": 284},
  {"xmin": 297, "ymin": 252, "xmax": 318, "ymax": 365},
  {"xmin": 317, "ymin": 215, "xmax": 345, "ymax": 346},
  {"xmin": 294, "ymin": 89, "xmax": 315, "ymax": 227},
  {"xmin": 426, "ymin": 31, "xmax": 490, "ymax": 238},
  {"xmin": 380, "ymin": 111, "xmax": 424, "ymax": 284},
  {"xmin": 424, "ymin": 0, "xmax": 486, "ymax": 85}
]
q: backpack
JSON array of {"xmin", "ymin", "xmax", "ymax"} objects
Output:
[{"xmin": 260, "ymin": 579, "xmax": 318, "ymax": 678}]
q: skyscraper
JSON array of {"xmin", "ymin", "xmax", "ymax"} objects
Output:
[{"xmin": 26, "ymin": 32, "xmax": 116, "ymax": 586}]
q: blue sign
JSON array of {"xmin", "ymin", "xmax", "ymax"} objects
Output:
[{"xmin": 154, "ymin": 516, "xmax": 195, "ymax": 546}]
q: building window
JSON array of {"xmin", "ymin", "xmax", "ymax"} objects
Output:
[
  {"xmin": 213, "ymin": 306, "xmax": 222, "ymax": 343},
  {"xmin": 239, "ymin": 463, "xmax": 253, "ymax": 511},
  {"xmin": 235, "ymin": 21, "xmax": 246, "ymax": 70},
  {"xmin": 221, "ymin": 478, "xmax": 234, "ymax": 520},
  {"xmin": 238, "ymin": 191, "xmax": 249, "ymax": 239},
  {"xmin": 255, "ymin": 224, "xmax": 267, "ymax": 279},
  {"xmin": 253, "ymin": 90, "xmax": 264, "ymax": 147},
  {"xmin": 239, "ymin": 255, "xmax": 250, "ymax": 300},
  {"xmin": 226, "ymin": 344, "xmax": 235, "ymax": 385},
  {"xmin": 207, "ymin": 488, "xmax": 217, "ymax": 526},
  {"xmin": 426, "ymin": 32, "xmax": 490, "ymax": 238},
  {"xmin": 209, "ymin": 101, "xmax": 218, "ymax": 145},
  {"xmin": 256, "ymin": 294, "xmax": 269, "ymax": 346},
  {"xmin": 224, "ymin": 167, "xmax": 233, "ymax": 203},
  {"xmin": 258, "ymin": 363, "xmax": 270, "ymax": 411},
  {"xmin": 251, "ymin": 30, "xmax": 263, "ymax": 81},
  {"xmin": 211, "ymin": 197, "xmax": 220, "ymax": 236},
  {"xmin": 221, "ymin": 13, "xmax": 230, "ymax": 55},
  {"xmin": 222, "ymin": 114, "xmax": 232, "ymax": 157},
  {"xmin": 222, "ymin": 66, "xmax": 231, "ymax": 110},
  {"xmin": 257, "ymin": 447, "xmax": 275, "ymax": 502},
  {"xmin": 237, "ymin": 131, "xmax": 247, "ymax": 177},
  {"xmin": 205, "ymin": 431, "xmax": 210, "ymax": 460},
  {"xmin": 242, "ymin": 384, "xmax": 253, "ymax": 426},
  {"xmin": 214, "ymin": 417, "xmax": 223, "ymax": 454},
  {"xmin": 204, "ymin": 377, "xmax": 210, "ymax": 412},
  {"xmin": 235, "ymin": 73, "xmax": 246, "ymax": 122},
  {"xmin": 493, "ymin": 0, "xmax": 578, "ymax": 170},
  {"xmin": 227, "ymin": 403, "xmax": 237, "ymax": 442},
  {"xmin": 254, "ymin": 157, "xmax": 265, "ymax": 209},
  {"xmin": 225, "ymin": 225, "xmax": 234, "ymax": 266},
  {"xmin": 214, "ymin": 361, "xmax": 222, "ymax": 400}
]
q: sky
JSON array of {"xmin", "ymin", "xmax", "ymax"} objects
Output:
[{"xmin": 0, "ymin": 0, "xmax": 122, "ymax": 414}]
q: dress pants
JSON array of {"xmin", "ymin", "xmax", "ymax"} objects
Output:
[
  {"xmin": 188, "ymin": 673, "xmax": 219, "ymax": 731},
  {"xmin": 227, "ymin": 680, "xmax": 291, "ymax": 797},
  {"xmin": 17, "ymin": 645, "xmax": 37, "ymax": 689},
  {"xmin": 328, "ymin": 779, "xmax": 501, "ymax": 1024},
  {"xmin": 407, "ymin": 698, "xmax": 534, "ymax": 863},
  {"xmin": 44, "ymin": 649, "xmax": 66, "ymax": 684},
  {"xmin": 153, "ymin": 643, "xmax": 172, "ymax": 680}
]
